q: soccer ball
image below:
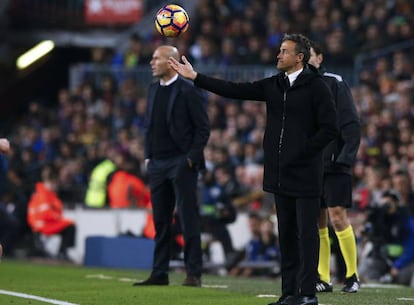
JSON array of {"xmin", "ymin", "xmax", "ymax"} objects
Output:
[{"xmin": 155, "ymin": 4, "xmax": 189, "ymax": 37}]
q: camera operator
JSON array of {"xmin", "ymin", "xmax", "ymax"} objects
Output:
[{"xmin": 358, "ymin": 190, "xmax": 414, "ymax": 286}]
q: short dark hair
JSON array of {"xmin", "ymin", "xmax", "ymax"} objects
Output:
[
  {"xmin": 382, "ymin": 190, "xmax": 400, "ymax": 203},
  {"xmin": 282, "ymin": 33, "xmax": 311, "ymax": 64},
  {"xmin": 309, "ymin": 40, "xmax": 324, "ymax": 56}
]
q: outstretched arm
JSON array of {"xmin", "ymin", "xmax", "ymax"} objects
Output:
[
  {"xmin": 169, "ymin": 56, "xmax": 198, "ymax": 80},
  {"xmin": 170, "ymin": 55, "xmax": 267, "ymax": 101}
]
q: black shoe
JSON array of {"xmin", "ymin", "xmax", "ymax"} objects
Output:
[
  {"xmin": 268, "ymin": 295, "xmax": 295, "ymax": 305},
  {"xmin": 341, "ymin": 274, "xmax": 360, "ymax": 293},
  {"xmin": 133, "ymin": 276, "xmax": 169, "ymax": 286},
  {"xmin": 182, "ymin": 275, "xmax": 201, "ymax": 287},
  {"xmin": 315, "ymin": 279, "xmax": 333, "ymax": 292},
  {"xmin": 293, "ymin": 296, "xmax": 318, "ymax": 305}
]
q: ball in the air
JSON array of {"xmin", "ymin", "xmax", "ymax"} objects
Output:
[{"xmin": 155, "ymin": 4, "xmax": 189, "ymax": 37}]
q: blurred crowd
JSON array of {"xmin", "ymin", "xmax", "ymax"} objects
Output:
[{"xmin": 1, "ymin": 0, "xmax": 414, "ymax": 284}]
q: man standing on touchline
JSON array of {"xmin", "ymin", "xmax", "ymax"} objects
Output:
[
  {"xmin": 170, "ymin": 34, "xmax": 338, "ymax": 305},
  {"xmin": 134, "ymin": 45, "xmax": 210, "ymax": 288}
]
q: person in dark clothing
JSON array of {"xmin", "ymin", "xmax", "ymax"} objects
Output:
[
  {"xmin": 308, "ymin": 41, "xmax": 361, "ymax": 294},
  {"xmin": 133, "ymin": 46, "xmax": 210, "ymax": 288},
  {"xmin": 170, "ymin": 34, "xmax": 338, "ymax": 305},
  {"xmin": 201, "ymin": 165, "xmax": 237, "ymax": 262},
  {"xmin": 359, "ymin": 190, "xmax": 414, "ymax": 285},
  {"xmin": 0, "ymin": 138, "xmax": 10, "ymax": 258}
]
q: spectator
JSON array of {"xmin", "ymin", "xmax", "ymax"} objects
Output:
[
  {"xmin": 112, "ymin": 33, "xmax": 149, "ymax": 69},
  {"xmin": 27, "ymin": 166, "xmax": 76, "ymax": 260},
  {"xmin": 358, "ymin": 190, "xmax": 414, "ymax": 286},
  {"xmin": 107, "ymin": 151, "xmax": 150, "ymax": 209},
  {"xmin": 84, "ymin": 151, "xmax": 116, "ymax": 208},
  {"xmin": 201, "ymin": 165, "xmax": 238, "ymax": 263},
  {"xmin": 230, "ymin": 213, "xmax": 280, "ymax": 277}
]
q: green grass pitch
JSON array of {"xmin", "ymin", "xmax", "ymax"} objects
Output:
[{"xmin": 0, "ymin": 260, "xmax": 413, "ymax": 305}]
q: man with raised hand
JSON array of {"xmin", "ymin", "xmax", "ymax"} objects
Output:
[{"xmin": 170, "ymin": 34, "xmax": 337, "ymax": 305}]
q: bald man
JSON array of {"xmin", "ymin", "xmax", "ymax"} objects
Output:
[{"xmin": 133, "ymin": 46, "xmax": 210, "ymax": 287}]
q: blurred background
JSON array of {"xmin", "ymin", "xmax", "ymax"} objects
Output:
[{"xmin": 1, "ymin": 0, "xmax": 414, "ymax": 284}]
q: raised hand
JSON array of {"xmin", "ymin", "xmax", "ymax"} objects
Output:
[{"xmin": 168, "ymin": 56, "xmax": 198, "ymax": 80}]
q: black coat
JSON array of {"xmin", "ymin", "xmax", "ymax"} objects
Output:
[
  {"xmin": 195, "ymin": 65, "xmax": 338, "ymax": 197},
  {"xmin": 144, "ymin": 77, "xmax": 210, "ymax": 170},
  {"xmin": 320, "ymin": 71, "xmax": 361, "ymax": 175}
]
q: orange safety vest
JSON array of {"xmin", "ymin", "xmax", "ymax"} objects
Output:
[
  {"xmin": 107, "ymin": 171, "xmax": 151, "ymax": 208},
  {"xmin": 27, "ymin": 182, "xmax": 74, "ymax": 235}
]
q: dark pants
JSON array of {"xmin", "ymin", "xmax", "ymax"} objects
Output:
[
  {"xmin": 0, "ymin": 208, "xmax": 20, "ymax": 256},
  {"xmin": 275, "ymin": 194, "xmax": 320, "ymax": 297},
  {"xmin": 202, "ymin": 216, "xmax": 234, "ymax": 257},
  {"xmin": 58, "ymin": 224, "xmax": 76, "ymax": 255},
  {"xmin": 148, "ymin": 155, "xmax": 202, "ymax": 278}
]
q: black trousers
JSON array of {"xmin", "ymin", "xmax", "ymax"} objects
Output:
[
  {"xmin": 202, "ymin": 216, "xmax": 235, "ymax": 256},
  {"xmin": 58, "ymin": 224, "xmax": 76, "ymax": 255},
  {"xmin": 275, "ymin": 194, "xmax": 320, "ymax": 297},
  {"xmin": 148, "ymin": 155, "xmax": 202, "ymax": 278}
]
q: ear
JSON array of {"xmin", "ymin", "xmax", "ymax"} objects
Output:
[
  {"xmin": 297, "ymin": 52, "xmax": 304, "ymax": 63},
  {"xmin": 318, "ymin": 54, "xmax": 324, "ymax": 65}
]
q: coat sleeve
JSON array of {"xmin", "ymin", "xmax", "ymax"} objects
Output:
[
  {"xmin": 306, "ymin": 78, "xmax": 338, "ymax": 156},
  {"xmin": 335, "ymin": 80, "xmax": 361, "ymax": 166},
  {"xmin": 194, "ymin": 73, "xmax": 267, "ymax": 101},
  {"xmin": 143, "ymin": 83, "xmax": 156, "ymax": 160}
]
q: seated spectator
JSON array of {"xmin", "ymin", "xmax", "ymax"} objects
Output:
[
  {"xmin": 27, "ymin": 166, "xmax": 76, "ymax": 260},
  {"xmin": 358, "ymin": 190, "xmax": 414, "ymax": 285},
  {"xmin": 230, "ymin": 212, "xmax": 280, "ymax": 277},
  {"xmin": 201, "ymin": 165, "xmax": 238, "ymax": 262}
]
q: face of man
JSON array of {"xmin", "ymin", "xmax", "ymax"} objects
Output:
[
  {"xmin": 308, "ymin": 47, "xmax": 322, "ymax": 69},
  {"xmin": 150, "ymin": 46, "xmax": 177, "ymax": 81},
  {"xmin": 150, "ymin": 47, "xmax": 170, "ymax": 79},
  {"xmin": 277, "ymin": 40, "xmax": 304, "ymax": 74}
]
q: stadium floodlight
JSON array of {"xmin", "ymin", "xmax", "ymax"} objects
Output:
[{"xmin": 16, "ymin": 40, "xmax": 55, "ymax": 70}]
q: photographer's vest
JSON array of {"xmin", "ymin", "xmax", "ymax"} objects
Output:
[{"xmin": 85, "ymin": 159, "xmax": 116, "ymax": 208}]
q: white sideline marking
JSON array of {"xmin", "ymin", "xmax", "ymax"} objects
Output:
[
  {"xmin": 398, "ymin": 298, "xmax": 414, "ymax": 301},
  {"xmin": 0, "ymin": 289, "xmax": 79, "ymax": 305},
  {"xmin": 362, "ymin": 283, "xmax": 404, "ymax": 289},
  {"xmin": 85, "ymin": 274, "xmax": 113, "ymax": 280},
  {"xmin": 257, "ymin": 294, "xmax": 277, "ymax": 298},
  {"xmin": 118, "ymin": 277, "xmax": 136, "ymax": 282},
  {"xmin": 202, "ymin": 284, "xmax": 228, "ymax": 289}
]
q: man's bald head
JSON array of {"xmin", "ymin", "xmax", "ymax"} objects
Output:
[
  {"xmin": 150, "ymin": 45, "xmax": 180, "ymax": 81},
  {"xmin": 157, "ymin": 45, "xmax": 179, "ymax": 61}
]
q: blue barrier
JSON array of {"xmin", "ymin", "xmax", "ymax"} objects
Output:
[{"xmin": 84, "ymin": 236, "xmax": 154, "ymax": 269}]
